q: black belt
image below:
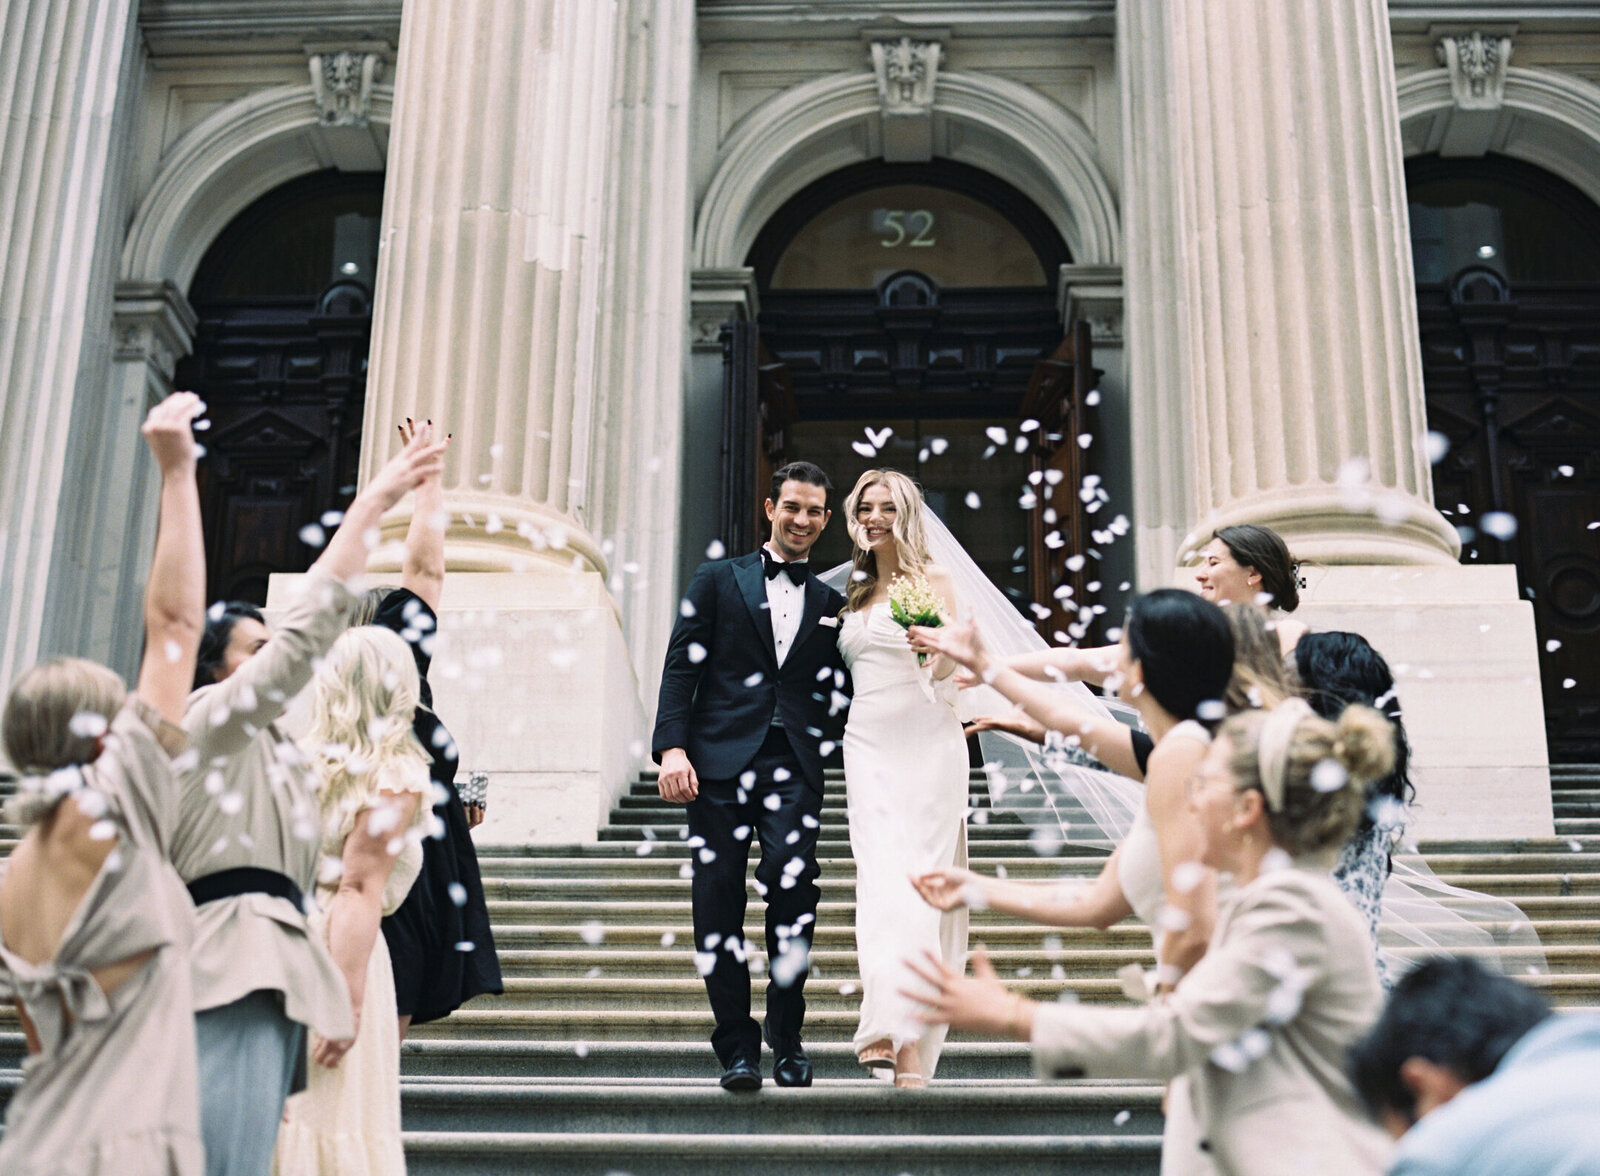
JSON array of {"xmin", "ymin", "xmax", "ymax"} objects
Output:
[{"xmin": 186, "ymin": 867, "xmax": 305, "ymax": 911}]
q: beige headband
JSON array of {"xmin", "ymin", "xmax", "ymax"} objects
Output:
[{"xmin": 1256, "ymin": 698, "xmax": 1315, "ymax": 811}]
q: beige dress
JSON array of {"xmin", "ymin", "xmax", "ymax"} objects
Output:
[
  {"xmin": 0, "ymin": 700, "xmax": 203, "ymax": 1176},
  {"xmin": 174, "ymin": 565, "xmax": 357, "ymax": 1041},
  {"xmin": 273, "ymin": 760, "xmax": 430, "ymax": 1176},
  {"xmin": 1032, "ymin": 864, "xmax": 1392, "ymax": 1176}
]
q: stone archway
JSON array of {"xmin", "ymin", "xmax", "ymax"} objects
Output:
[
  {"xmin": 123, "ymin": 82, "xmax": 393, "ymax": 292},
  {"xmin": 693, "ymin": 69, "xmax": 1120, "ymax": 271}
]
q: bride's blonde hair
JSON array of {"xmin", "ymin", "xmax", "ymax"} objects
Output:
[
  {"xmin": 302, "ymin": 626, "xmax": 429, "ymax": 828},
  {"xmin": 843, "ymin": 469, "xmax": 932, "ymax": 613}
]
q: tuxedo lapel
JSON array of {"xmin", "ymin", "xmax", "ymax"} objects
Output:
[
  {"xmin": 790, "ymin": 573, "xmax": 832, "ymax": 665},
  {"xmin": 733, "ymin": 553, "xmax": 779, "ymax": 666}
]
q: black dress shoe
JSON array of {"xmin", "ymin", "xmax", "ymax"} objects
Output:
[
  {"xmin": 719, "ymin": 1056, "xmax": 762, "ymax": 1092},
  {"xmin": 763, "ymin": 1020, "xmax": 813, "ymax": 1087}
]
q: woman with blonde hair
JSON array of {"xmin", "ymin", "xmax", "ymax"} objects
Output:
[
  {"xmin": 273, "ymin": 626, "xmax": 432, "ymax": 1175},
  {"xmin": 0, "ymin": 392, "xmax": 207, "ymax": 1175},
  {"xmin": 831, "ymin": 468, "xmax": 968, "ymax": 1088},
  {"xmin": 908, "ymin": 699, "xmax": 1398, "ymax": 1176}
]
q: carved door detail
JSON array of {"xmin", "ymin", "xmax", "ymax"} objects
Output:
[
  {"xmin": 1418, "ymin": 268, "xmax": 1600, "ymax": 760},
  {"xmin": 175, "ymin": 282, "xmax": 372, "ymax": 603}
]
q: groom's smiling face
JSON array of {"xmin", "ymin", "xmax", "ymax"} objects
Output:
[{"xmin": 766, "ymin": 480, "xmax": 830, "ymax": 561}]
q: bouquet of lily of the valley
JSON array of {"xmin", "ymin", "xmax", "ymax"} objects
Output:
[{"xmin": 888, "ymin": 571, "xmax": 946, "ymax": 665}]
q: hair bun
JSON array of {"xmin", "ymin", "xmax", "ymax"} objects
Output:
[{"xmin": 1333, "ymin": 705, "xmax": 1396, "ymax": 784}]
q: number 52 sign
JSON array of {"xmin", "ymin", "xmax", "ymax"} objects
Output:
[{"xmin": 876, "ymin": 209, "xmax": 936, "ymax": 248}]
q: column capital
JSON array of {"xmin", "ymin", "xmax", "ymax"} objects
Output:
[
  {"xmin": 113, "ymin": 279, "xmax": 198, "ymax": 382},
  {"xmin": 690, "ymin": 267, "xmax": 759, "ymax": 352},
  {"xmin": 1056, "ymin": 263, "xmax": 1123, "ymax": 345}
]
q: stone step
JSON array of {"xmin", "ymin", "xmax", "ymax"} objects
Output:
[
  {"xmin": 399, "ymin": 1080, "xmax": 1166, "ymax": 1136},
  {"xmin": 400, "ymin": 1130, "xmax": 1162, "ymax": 1176},
  {"xmin": 481, "ymin": 943, "xmax": 1600, "ymax": 979},
  {"xmin": 475, "ymin": 895, "xmax": 1600, "ymax": 925},
  {"xmin": 476, "ymin": 851, "xmax": 1600, "ymax": 878},
  {"xmin": 480, "ymin": 873, "xmax": 1600, "ymax": 902},
  {"xmin": 1557, "ymin": 818, "xmax": 1600, "ymax": 836}
]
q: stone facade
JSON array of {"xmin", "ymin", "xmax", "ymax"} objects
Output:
[{"xmin": 4, "ymin": 1, "xmax": 1598, "ymax": 840}]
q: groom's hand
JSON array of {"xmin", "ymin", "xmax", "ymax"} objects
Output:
[{"xmin": 659, "ymin": 748, "xmax": 699, "ymax": 803}]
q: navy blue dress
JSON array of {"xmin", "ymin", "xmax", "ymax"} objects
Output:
[{"xmin": 374, "ymin": 589, "xmax": 503, "ymax": 1022}]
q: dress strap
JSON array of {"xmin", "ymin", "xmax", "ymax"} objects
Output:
[{"xmin": 0, "ymin": 949, "xmax": 113, "ymax": 1054}]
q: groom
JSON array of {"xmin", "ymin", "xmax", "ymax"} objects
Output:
[{"xmin": 653, "ymin": 461, "xmax": 851, "ymax": 1091}]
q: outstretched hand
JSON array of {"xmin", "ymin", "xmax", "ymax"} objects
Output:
[
  {"xmin": 901, "ymin": 946, "xmax": 1034, "ymax": 1039},
  {"xmin": 398, "ymin": 417, "xmax": 451, "ymax": 470},
  {"xmin": 911, "ymin": 867, "xmax": 981, "ymax": 912},
  {"xmin": 909, "ymin": 616, "xmax": 988, "ymax": 673},
  {"xmin": 965, "ymin": 709, "xmax": 1048, "ymax": 745},
  {"xmin": 363, "ymin": 421, "xmax": 449, "ymax": 513},
  {"xmin": 142, "ymin": 391, "xmax": 206, "ymax": 473}
]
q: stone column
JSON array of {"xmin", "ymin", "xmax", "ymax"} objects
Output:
[
  {"xmin": 589, "ymin": 0, "xmax": 696, "ymax": 709},
  {"xmin": 1122, "ymin": 0, "xmax": 1459, "ymax": 568},
  {"xmin": 1120, "ymin": 0, "xmax": 1550, "ymax": 839},
  {"xmin": 358, "ymin": 0, "xmax": 621, "ymax": 575},
  {"xmin": 0, "ymin": 0, "xmax": 139, "ymax": 690}
]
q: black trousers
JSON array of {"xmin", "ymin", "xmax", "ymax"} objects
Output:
[{"xmin": 686, "ymin": 726, "xmax": 823, "ymax": 1065}]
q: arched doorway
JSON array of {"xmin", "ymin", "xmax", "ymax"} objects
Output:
[
  {"xmin": 1409, "ymin": 154, "xmax": 1600, "ymax": 759},
  {"xmin": 174, "ymin": 170, "xmax": 383, "ymax": 603},
  {"xmin": 727, "ymin": 162, "xmax": 1100, "ymax": 632}
]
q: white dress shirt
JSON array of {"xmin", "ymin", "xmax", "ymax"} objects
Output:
[{"xmin": 762, "ymin": 543, "xmax": 806, "ymax": 668}]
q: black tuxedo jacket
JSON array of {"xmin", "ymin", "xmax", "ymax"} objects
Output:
[{"xmin": 652, "ymin": 552, "xmax": 851, "ymax": 793}]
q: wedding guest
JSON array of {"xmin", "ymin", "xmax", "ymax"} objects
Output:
[
  {"xmin": 1194, "ymin": 524, "xmax": 1306, "ymax": 654},
  {"xmin": 1292, "ymin": 631, "xmax": 1411, "ymax": 983},
  {"xmin": 358, "ymin": 419, "xmax": 502, "ymax": 1039},
  {"xmin": 273, "ymin": 626, "xmax": 431, "ymax": 1175},
  {"xmin": 173, "ymin": 424, "xmax": 447, "ymax": 1176},
  {"xmin": 1346, "ymin": 956, "xmax": 1600, "ymax": 1175},
  {"xmin": 0, "ymin": 393, "xmax": 207, "ymax": 1175},
  {"xmin": 909, "ymin": 698, "xmax": 1397, "ymax": 1176}
]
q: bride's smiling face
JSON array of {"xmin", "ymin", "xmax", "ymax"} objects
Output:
[{"xmin": 854, "ymin": 483, "xmax": 898, "ymax": 553}]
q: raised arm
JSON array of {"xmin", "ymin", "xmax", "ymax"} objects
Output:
[
  {"xmin": 187, "ymin": 427, "xmax": 448, "ymax": 756},
  {"xmin": 135, "ymin": 393, "xmax": 208, "ymax": 726},
  {"xmin": 398, "ymin": 417, "xmax": 450, "ymax": 612},
  {"xmin": 1001, "ymin": 645, "xmax": 1118, "ymax": 688},
  {"xmin": 912, "ymin": 619, "xmax": 1142, "ymax": 777}
]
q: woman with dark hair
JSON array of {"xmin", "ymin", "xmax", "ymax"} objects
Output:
[
  {"xmin": 359, "ymin": 419, "xmax": 502, "ymax": 1040},
  {"xmin": 193, "ymin": 602, "xmax": 267, "ymax": 691},
  {"xmin": 1196, "ymin": 524, "xmax": 1306, "ymax": 654},
  {"xmin": 912, "ymin": 590, "xmax": 1234, "ymax": 1176}
]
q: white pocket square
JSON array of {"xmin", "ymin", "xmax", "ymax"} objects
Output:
[{"xmin": 818, "ymin": 615, "xmax": 839, "ymax": 628}]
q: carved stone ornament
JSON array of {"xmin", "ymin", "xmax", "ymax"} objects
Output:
[
  {"xmin": 1435, "ymin": 31, "xmax": 1512, "ymax": 112},
  {"xmin": 870, "ymin": 37, "xmax": 942, "ymax": 117},
  {"xmin": 308, "ymin": 50, "xmax": 383, "ymax": 127}
]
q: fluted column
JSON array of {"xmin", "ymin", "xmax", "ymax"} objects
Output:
[
  {"xmin": 1122, "ymin": 0, "xmax": 1459, "ymax": 568},
  {"xmin": 589, "ymin": 0, "xmax": 694, "ymax": 705},
  {"xmin": 0, "ymin": 0, "xmax": 139, "ymax": 691},
  {"xmin": 358, "ymin": 0, "xmax": 620, "ymax": 575}
]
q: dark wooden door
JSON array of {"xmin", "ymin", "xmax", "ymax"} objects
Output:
[
  {"xmin": 1418, "ymin": 267, "xmax": 1600, "ymax": 760},
  {"xmin": 1022, "ymin": 321, "xmax": 1099, "ymax": 643},
  {"xmin": 175, "ymin": 281, "xmax": 372, "ymax": 603},
  {"xmin": 719, "ymin": 321, "xmax": 797, "ymax": 555}
]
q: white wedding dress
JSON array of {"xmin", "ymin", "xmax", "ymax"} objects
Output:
[{"xmin": 840, "ymin": 602, "xmax": 970, "ymax": 1079}]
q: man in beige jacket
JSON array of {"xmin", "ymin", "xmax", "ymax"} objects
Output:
[{"xmin": 172, "ymin": 427, "xmax": 446, "ymax": 1176}]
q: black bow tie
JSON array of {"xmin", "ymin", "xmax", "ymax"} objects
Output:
[{"xmin": 762, "ymin": 551, "xmax": 810, "ymax": 585}]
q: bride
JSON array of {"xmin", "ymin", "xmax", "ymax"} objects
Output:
[{"xmin": 834, "ymin": 469, "xmax": 970, "ymax": 1089}]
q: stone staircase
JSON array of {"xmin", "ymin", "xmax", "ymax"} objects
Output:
[{"xmin": 2, "ymin": 766, "xmax": 1599, "ymax": 1174}]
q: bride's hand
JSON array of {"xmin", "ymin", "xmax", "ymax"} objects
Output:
[
  {"xmin": 965, "ymin": 709, "xmax": 1048, "ymax": 745},
  {"xmin": 909, "ymin": 617, "xmax": 988, "ymax": 672},
  {"xmin": 912, "ymin": 867, "xmax": 980, "ymax": 911}
]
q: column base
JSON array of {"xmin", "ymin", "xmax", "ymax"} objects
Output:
[
  {"xmin": 1187, "ymin": 487, "xmax": 1462, "ymax": 567},
  {"xmin": 366, "ymin": 493, "xmax": 611, "ymax": 579},
  {"xmin": 267, "ymin": 568, "xmax": 646, "ymax": 845},
  {"xmin": 1294, "ymin": 564, "xmax": 1553, "ymax": 842}
]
